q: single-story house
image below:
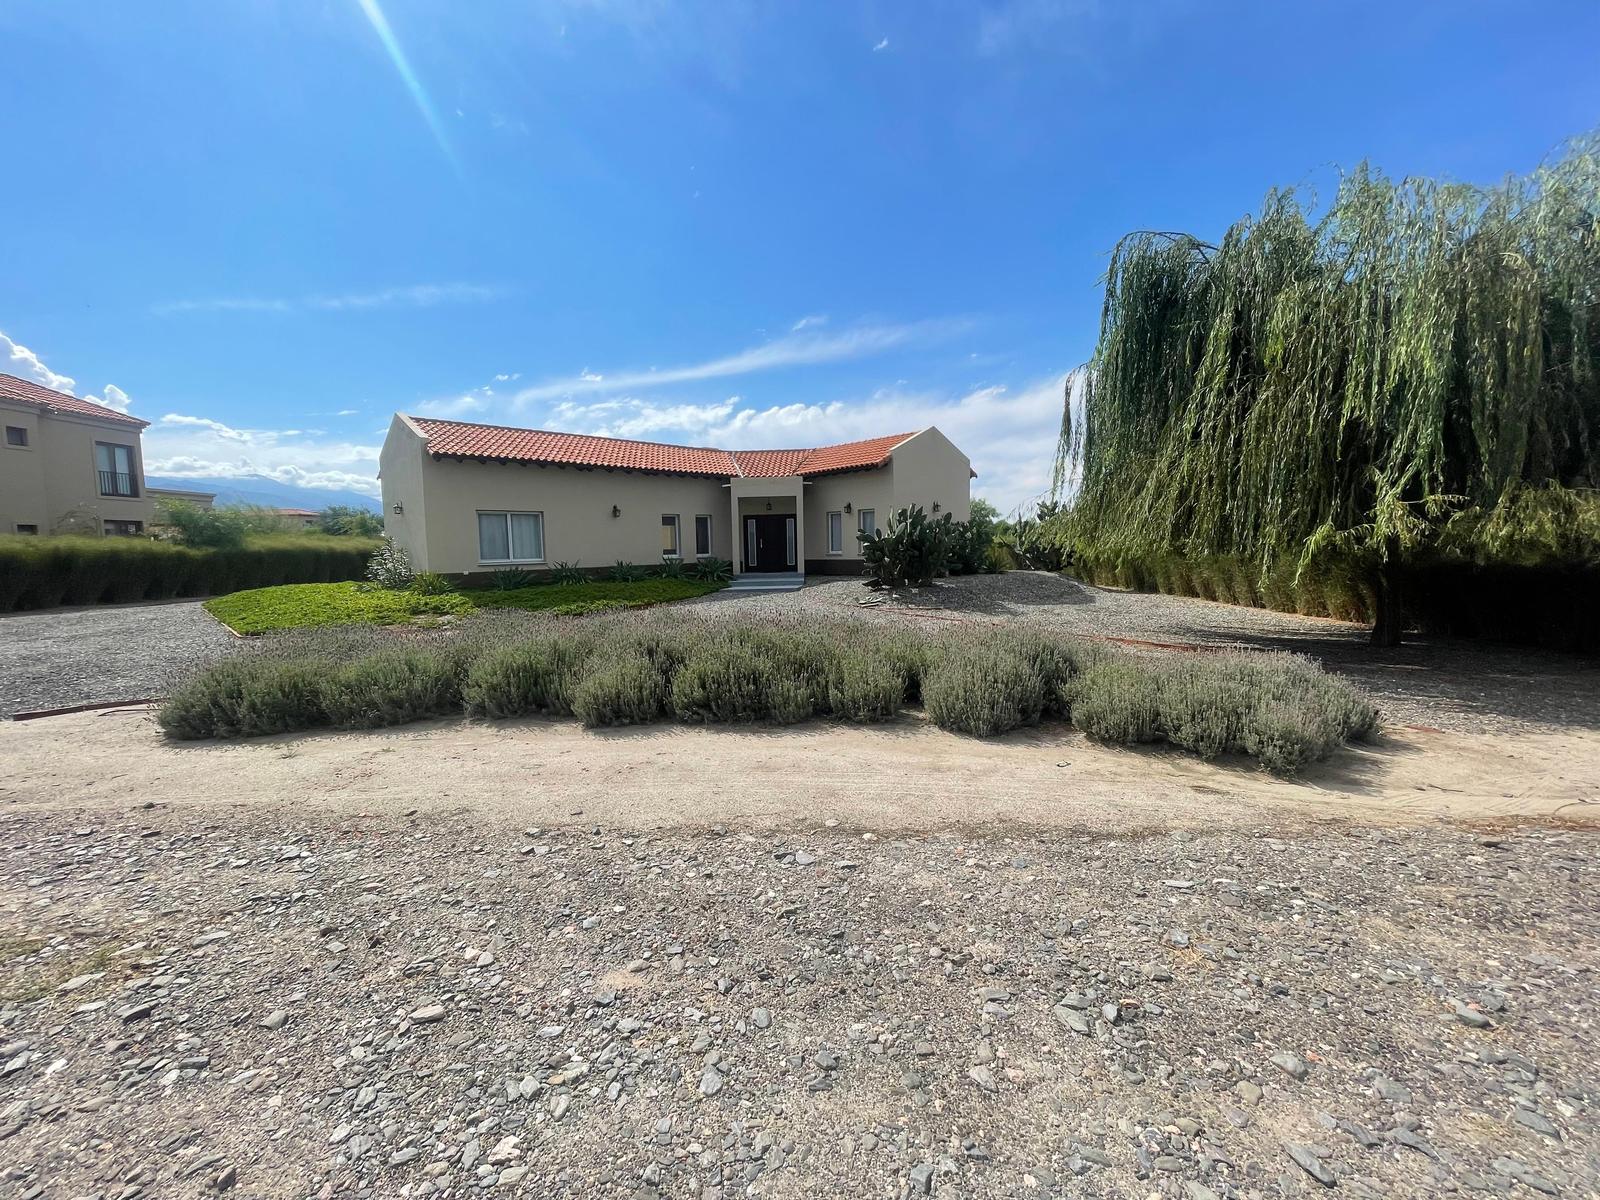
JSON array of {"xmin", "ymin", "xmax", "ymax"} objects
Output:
[
  {"xmin": 273, "ymin": 507, "xmax": 322, "ymax": 529},
  {"xmin": 378, "ymin": 414, "xmax": 973, "ymax": 579},
  {"xmin": 147, "ymin": 486, "xmax": 217, "ymax": 511}
]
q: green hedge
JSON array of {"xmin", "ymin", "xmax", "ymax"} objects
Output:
[
  {"xmin": 160, "ymin": 611, "xmax": 1380, "ymax": 774},
  {"xmin": 0, "ymin": 534, "xmax": 380, "ymax": 612},
  {"xmin": 1069, "ymin": 549, "xmax": 1600, "ymax": 653}
]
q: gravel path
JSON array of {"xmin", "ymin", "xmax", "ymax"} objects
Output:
[
  {"xmin": 688, "ymin": 573, "xmax": 1600, "ymax": 736},
  {"xmin": 0, "ymin": 601, "xmax": 236, "ymax": 718},
  {"xmin": 1, "ymin": 806, "xmax": 1594, "ymax": 1199}
]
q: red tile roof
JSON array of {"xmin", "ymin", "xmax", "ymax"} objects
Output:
[
  {"xmin": 0, "ymin": 372, "xmax": 149, "ymax": 428},
  {"xmin": 409, "ymin": 416, "xmax": 916, "ymax": 479}
]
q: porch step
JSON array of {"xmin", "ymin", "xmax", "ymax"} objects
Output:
[{"xmin": 728, "ymin": 573, "xmax": 805, "ymax": 593}]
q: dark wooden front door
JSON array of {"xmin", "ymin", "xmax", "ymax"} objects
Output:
[{"xmin": 743, "ymin": 514, "xmax": 794, "ymax": 572}]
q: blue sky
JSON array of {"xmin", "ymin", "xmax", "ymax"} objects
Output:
[{"xmin": 2, "ymin": 1, "xmax": 1596, "ymax": 514}]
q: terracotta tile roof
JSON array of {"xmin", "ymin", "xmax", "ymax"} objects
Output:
[
  {"xmin": 0, "ymin": 372, "xmax": 149, "ymax": 428},
  {"xmin": 413, "ymin": 417, "xmax": 738, "ymax": 477},
  {"xmin": 789, "ymin": 432, "xmax": 913, "ymax": 478},
  {"xmin": 409, "ymin": 416, "xmax": 916, "ymax": 479},
  {"xmin": 731, "ymin": 449, "xmax": 809, "ymax": 477}
]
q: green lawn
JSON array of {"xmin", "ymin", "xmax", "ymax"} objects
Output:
[{"xmin": 203, "ymin": 578, "xmax": 726, "ymax": 635}]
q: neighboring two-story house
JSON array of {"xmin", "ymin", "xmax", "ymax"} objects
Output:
[{"xmin": 0, "ymin": 373, "xmax": 155, "ymax": 536}]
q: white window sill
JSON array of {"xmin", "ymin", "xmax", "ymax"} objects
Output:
[{"xmin": 478, "ymin": 560, "xmax": 546, "ymax": 567}]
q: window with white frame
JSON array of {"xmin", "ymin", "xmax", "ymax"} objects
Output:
[
  {"xmin": 857, "ymin": 508, "xmax": 875, "ymax": 539},
  {"xmin": 827, "ymin": 511, "xmax": 843, "ymax": 554},
  {"xmin": 478, "ymin": 511, "xmax": 544, "ymax": 563},
  {"xmin": 694, "ymin": 514, "xmax": 712, "ymax": 557},
  {"xmin": 661, "ymin": 513, "xmax": 681, "ymax": 557}
]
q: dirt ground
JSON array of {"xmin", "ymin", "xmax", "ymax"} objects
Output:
[
  {"xmin": 1, "ymin": 705, "xmax": 1595, "ymax": 834},
  {"xmin": 2, "ymin": 577, "xmax": 1598, "ymax": 1199}
]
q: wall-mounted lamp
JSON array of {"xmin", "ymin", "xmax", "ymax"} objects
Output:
[
  {"xmin": 932, "ymin": 502, "xmax": 941, "ymax": 513},
  {"xmin": 391, "ymin": 503, "xmax": 404, "ymax": 515},
  {"xmin": 843, "ymin": 501, "xmax": 852, "ymax": 514},
  {"xmin": 765, "ymin": 501, "xmax": 773, "ymax": 511},
  {"xmin": 611, "ymin": 504, "xmax": 621, "ymax": 518}
]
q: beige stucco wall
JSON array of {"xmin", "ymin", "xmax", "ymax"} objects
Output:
[
  {"xmin": 889, "ymin": 427, "xmax": 971, "ymax": 524},
  {"xmin": 0, "ymin": 399, "xmax": 153, "ymax": 534},
  {"xmin": 802, "ymin": 466, "xmax": 895, "ymax": 562},
  {"xmin": 382, "ymin": 417, "xmax": 733, "ymax": 574}
]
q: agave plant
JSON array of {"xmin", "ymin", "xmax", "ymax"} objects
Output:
[
  {"xmin": 691, "ymin": 556, "xmax": 732, "ymax": 582},
  {"xmin": 548, "ymin": 560, "xmax": 585, "ymax": 585},
  {"xmin": 609, "ymin": 561, "xmax": 647, "ymax": 582}
]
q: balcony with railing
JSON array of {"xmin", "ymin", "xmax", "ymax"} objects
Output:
[{"xmin": 98, "ymin": 469, "xmax": 138, "ymax": 497}]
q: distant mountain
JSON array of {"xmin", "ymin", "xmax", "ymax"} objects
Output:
[{"xmin": 143, "ymin": 474, "xmax": 381, "ymax": 513}]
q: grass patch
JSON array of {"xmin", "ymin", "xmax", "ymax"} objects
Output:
[
  {"xmin": 162, "ymin": 610, "xmax": 1380, "ymax": 774},
  {"xmin": 203, "ymin": 578, "xmax": 724, "ymax": 634}
]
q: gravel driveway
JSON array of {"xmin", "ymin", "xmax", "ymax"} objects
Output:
[
  {"xmin": 689, "ymin": 573, "xmax": 1600, "ymax": 736},
  {"xmin": 0, "ymin": 600, "xmax": 235, "ymax": 718},
  {"xmin": 2, "ymin": 806, "xmax": 1594, "ymax": 1199}
]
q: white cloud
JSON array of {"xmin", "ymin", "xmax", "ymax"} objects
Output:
[
  {"xmin": 790, "ymin": 314, "xmax": 828, "ymax": 331},
  {"xmin": 1, "ymin": 331, "xmax": 77, "ymax": 392},
  {"xmin": 1, "ymin": 329, "xmax": 136, "ymax": 415},
  {"xmin": 336, "ymin": 408, "xmax": 360, "ymax": 416},
  {"xmin": 85, "ymin": 383, "xmax": 133, "ymax": 413},
  {"xmin": 872, "ymin": 37, "xmax": 889, "ymax": 51},
  {"xmin": 511, "ymin": 318, "xmax": 968, "ymax": 407},
  {"xmin": 144, "ymin": 413, "xmax": 382, "ymax": 497},
  {"xmin": 152, "ymin": 282, "xmax": 505, "ymax": 317}
]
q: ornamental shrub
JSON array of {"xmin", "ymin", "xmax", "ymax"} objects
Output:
[{"xmin": 858, "ymin": 504, "xmax": 955, "ymax": 588}]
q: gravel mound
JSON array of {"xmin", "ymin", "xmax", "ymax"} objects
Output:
[{"xmin": 2, "ymin": 808, "xmax": 1594, "ymax": 1198}]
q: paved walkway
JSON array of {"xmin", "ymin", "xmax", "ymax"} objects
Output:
[{"xmin": 0, "ymin": 600, "xmax": 236, "ymax": 718}]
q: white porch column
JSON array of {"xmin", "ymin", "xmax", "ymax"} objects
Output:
[
  {"xmin": 729, "ymin": 484, "xmax": 742, "ymax": 574},
  {"xmin": 791, "ymin": 478, "xmax": 805, "ymax": 577}
]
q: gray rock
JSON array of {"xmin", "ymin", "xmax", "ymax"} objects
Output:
[
  {"xmin": 699, "ymin": 1068, "xmax": 724, "ymax": 1097},
  {"xmin": 1270, "ymin": 1051, "xmax": 1309, "ymax": 1080},
  {"xmin": 259, "ymin": 1010, "xmax": 288, "ymax": 1030},
  {"xmin": 1284, "ymin": 1143, "xmax": 1337, "ymax": 1187},
  {"xmin": 409, "ymin": 1004, "xmax": 446, "ymax": 1024},
  {"xmin": 751, "ymin": 1008, "xmax": 771, "ymax": 1030},
  {"xmin": 1511, "ymin": 1108, "xmax": 1561, "ymax": 1140}
]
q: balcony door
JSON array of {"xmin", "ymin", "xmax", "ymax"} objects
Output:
[{"xmin": 96, "ymin": 442, "xmax": 138, "ymax": 497}]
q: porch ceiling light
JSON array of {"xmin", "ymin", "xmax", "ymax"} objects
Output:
[{"xmin": 765, "ymin": 501, "xmax": 772, "ymax": 511}]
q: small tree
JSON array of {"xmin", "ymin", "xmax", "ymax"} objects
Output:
[
  {"xmin": 858, "ymin": 505, "xmax": 954, "ymax": 588},
  {"xmin": 318, "ymin": 505, "xmax": 384, "ymax": 537},
  {"xmin": 948, "ymin": 498, "xmax": 1002, "ymax": 574},
  {"xmin": 364, "ymin": 537, "xmax": 415, "ymax": 591},
  {"xmin": 156, "ymin": 501, "xmax": 291, "ymax": 548}
]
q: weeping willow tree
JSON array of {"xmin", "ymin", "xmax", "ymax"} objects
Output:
[{"xmin": 1055, "ymin": 134, "xmax": 1600, "ymax": 644}]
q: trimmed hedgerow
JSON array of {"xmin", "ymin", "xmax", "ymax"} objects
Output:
[
  {"xmin": 0, "ymin": 533, "xmax": 378, "ymax": 613},
  {"xmin": 158, "ymin": 610, "xmax": 1379, "ymax": 774}
]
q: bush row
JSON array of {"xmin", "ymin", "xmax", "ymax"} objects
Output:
[
  {"xmin": 0, "ymin": 534, "xmax": 380, "ymax": 612},
  {"xmin": 1070, "ymin": 549, "xmax": 1600, "ymax": 653},
  {"xmin": 159, "ymin": 612, "xmax": 1379, "ymax": 773}
]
